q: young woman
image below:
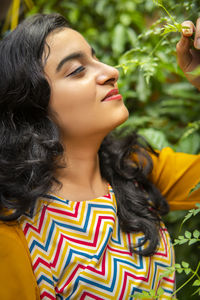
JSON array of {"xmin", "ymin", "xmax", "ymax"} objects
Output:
[{"xmin": 0, "ymin": 13, "xmax": 199, "ymax": 299}]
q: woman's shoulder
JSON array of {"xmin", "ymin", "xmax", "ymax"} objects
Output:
[
  {"xmin": 0, "ymin": 220, "xmax": 40, "ymax": 299},
  {"xmin": 0, "ymin": 220, "xmax": 30, "ymax": 262},
  {"xmin": 0, "ymin": 220, "xmax": 24, "ymax": 245}
]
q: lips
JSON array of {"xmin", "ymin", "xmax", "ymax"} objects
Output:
[{"xmin": 101, "ymin": 88, "xmax": 121, "ymax": 102}]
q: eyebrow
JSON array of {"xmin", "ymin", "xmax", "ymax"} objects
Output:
[{"xmin": 56, "ymin": 47, "xmax": 96, "ymax": 73}]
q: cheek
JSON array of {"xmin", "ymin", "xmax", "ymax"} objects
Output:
[{"xmin": 49, "ymin": 80, "xmax": 97, "ymax": 132}]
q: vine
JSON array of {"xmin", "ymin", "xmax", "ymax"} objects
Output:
[{"xmin": 130, "ymin": 202, "xmax": 200, "ymax": 299}]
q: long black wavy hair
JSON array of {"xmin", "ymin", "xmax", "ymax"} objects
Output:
[{"xmin": 0, "ymin": 13, "xmax": 169, "ymax": 256}]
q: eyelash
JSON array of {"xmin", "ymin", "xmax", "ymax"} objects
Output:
[{"xmin": 68, "ymin": 66, "xmax": 85, "ymax": 77}]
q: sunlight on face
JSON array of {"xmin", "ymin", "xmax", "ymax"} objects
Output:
[{"xmin": 44, "ymin": 28, "xmax": 129, "ymax": 141}]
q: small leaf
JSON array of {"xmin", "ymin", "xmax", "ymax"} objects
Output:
[
  {"xmin": 180, "ymin": 212, "xmax": 193, "ymax": 229},
  {"xmin": 193, "ymin": 230, "xmax": 200, "ymax": 239},
  {"xmin": 149, "ymin": 289, "xmax": 156, "ymax": 296},
  {"xmin": 112, "ymin": 24, "xmax": 126, "ymax": 55},
  {"xmin": 184, "ymin": 268, "xmax": 191, "ymax": 275},
  {"xmin": 193, "ymin": 208, "xmax": 200, "ymax": 216},
  {"xmin": 185, "ymin": 231, "xmax": 191, "ymax": 239},
  {"xmin": 189, "ymin": 181, "xmax": 200, "ymax": 196},
  {"xmin": 188, "ymin": 239, "xmax": 197, "ymax": 245},
  {"xmin": 138, "ymin": 128, "xmax": 170, "ymax": 150},
  {"xmin": 161, "ymin": 23, "xmax": 180, "ymax": 35},
  {"xmin": 182, "ymin": 261, "xmax": 189, "ymax": 268},
  {"xmin": 193, "ymin": 280, "xmax": 200, "ymax": 286},
  {"xmin": 177, "ymin": 268, "xmax": 183, "ymax": 274},
  {"xmin": 182, "ymin": 121, "xmax": 200, "ymax": 140},
  {"xmin": 178, "ymin": 239, "xmax": 188, "ymax": 244},
  {"xmin": 157, "ymin": 287, "xmax": 164, "ymax": 296},
  {"xmin": 177, "ymin": 132, "xmax": 200, "ymax": 154}
]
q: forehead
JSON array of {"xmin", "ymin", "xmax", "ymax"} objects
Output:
[{"xmin": 45, "ymin": 28, "xmax": 90, "ymax": 60}]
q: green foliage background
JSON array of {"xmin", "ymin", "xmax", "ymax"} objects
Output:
[{"xmin": 2, "ymin": 0, "xmax": 200, "ymax": 298}]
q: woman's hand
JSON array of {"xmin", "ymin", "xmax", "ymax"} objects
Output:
[{"xmin": 176, "ymin": 18, "xmax": 200, "ymax": 91}]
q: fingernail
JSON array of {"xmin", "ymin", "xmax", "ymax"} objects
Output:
[
  {"xmin": 197, "ymin": 38, "xmax": 200, "ymax": 49},
  {"xmin": 183, "ymin": 28, "xmax": 192, "ymax": 35}
]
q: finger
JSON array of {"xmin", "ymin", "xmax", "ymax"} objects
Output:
[
  {"xmin": 194, "ymin": 17, "xmax": 200, "ymax": 49},
  {"xmin": 176, "ymin": 34, "xmax": 192, "ymax": 70},
  {"xmin": 181, "ymin": 20, "xmax": 195, "ymax": 37}
]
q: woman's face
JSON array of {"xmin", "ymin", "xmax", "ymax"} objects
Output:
[{"xmin": 44, "ymin": 28, "xmax": 129, "ymax": 140}]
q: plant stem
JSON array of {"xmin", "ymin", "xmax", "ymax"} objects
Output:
[
  {"xmin": 158, "ymin": 3, "xmax": 176, "ymax": 25},
  {"xmin": 171, "ymin": 262, "xmax": 200, "ymax": 296},
  {"xmin": 149, "ymin": 34, "xmax": 167, "ymax": 56}
]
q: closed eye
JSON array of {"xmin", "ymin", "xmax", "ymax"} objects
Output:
[{"xmin": 67, "ymin": 66, "xmax": 85, "ymax": 77}]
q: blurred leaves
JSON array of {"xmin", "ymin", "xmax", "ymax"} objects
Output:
[{"xmin": 1, "ymin": 0, "xmax": 200, "ymax": 298}]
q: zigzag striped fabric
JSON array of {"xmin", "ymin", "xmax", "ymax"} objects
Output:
[{"xmin": 20, "ymin": 184, "xmax": 175, "ymax": 299}]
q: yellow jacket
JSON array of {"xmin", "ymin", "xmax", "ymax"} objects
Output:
[{"xmin": 0, "ymin": 147, "xmax": 200, "ymax": 299}]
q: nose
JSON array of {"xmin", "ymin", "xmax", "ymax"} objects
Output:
[{"xmin": 96, "ymin": 62, "xmax": 119, "ymax": 86}]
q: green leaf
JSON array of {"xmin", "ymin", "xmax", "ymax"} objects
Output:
[
  {"xmin": 182, "ymin": 121, "xmax": 200, "ymax": 140},
  {"xmin": 161, "ymin": 23, "xmax": 181, "ymax": 35},
  {"xmin": 143, "ymin": 291, "xmax": 151, "ymax": 296},
  {"xmin": 181, "ymin": 261, "xmax": 189, "ymax": 268},
  {"xmin": 180, "ymin": 212, "xmax": 193, "ymax": 228},
  {"xmin": 193, "ymin": 280, "xmax": 200, "ymax": 286},
  {"xmin": 189, "ymin": 181, "xmax": 200, "ymax": 196},
  {"xmin": 149, "ymin": 289, "xmax": 156, "ymax": 296},
  {"xmin": 193, "ymin": 208, "xmax": 200, "ymax": 216},
  {"xmin": 136, "ymin": 71, "xmax": 149, "ymax": 102},
  {"xmin": 188, "ymin": 239, "xmax": 198, "ymax": 245},
  {"xmin": 112, "ymin": 24, "xmax": 126, "ymax": 55},
  {"xmin": 138, "ymin": 128, "xmax": 170, "ymax": 150},
  {"xmin": 177, "ymin": 268, "xmax": 183, "ymax": 274},
  {"xmin": 163, "ymin": 82, "xmax": 198, "ymax": 100},
  {"xmin": 184, "ymin": 268, "xmax": 191, "ymax": 275},
  {"xmin": 157, "ymin": 287, "xmax": 164, "ymax": 296},
  {"xmin": 178, "ymin": 239, "xmax": 188, "ymax": 244},
  {"xmin": 176, "ymin": 132, "xmax": 200, "ymax": 154},
  {"xmin": 184, "ymin": 231, "xmax": 191, "ymax": 239},
  {"xmin": 131, "ymin": 290, "xmax": 153, "ymax": 299},
  {"xmin": 193, "ymin": 230, "xmax": 200, "ymax": 239}
]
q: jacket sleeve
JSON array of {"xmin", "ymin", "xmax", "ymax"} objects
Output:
[
  {"xmin": 0, "ymin": 222, "xmax": 40, "ymax": 300},
  {"xmin": 149, "ymin": 147, "xmax": 200, "ymax": 210}
]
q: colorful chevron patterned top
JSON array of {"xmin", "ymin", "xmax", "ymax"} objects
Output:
[{"xmin": 20, "ymin": 183, "xmax": 175, "ymax": 299}]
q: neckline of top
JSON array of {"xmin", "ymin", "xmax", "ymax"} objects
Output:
[{"xmin": 46, "ymin": 183, "xmax": 113, "ymax": 203}]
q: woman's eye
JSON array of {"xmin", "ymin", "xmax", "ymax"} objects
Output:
[{"xmin": 68, "ymin": 66, "xmax": 85, "ymax": 77}]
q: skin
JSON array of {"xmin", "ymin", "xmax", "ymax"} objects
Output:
[
  {"xmin": 43, "ymin": 19, "xmax": 200, "ymax": 202},
  {"xmin": 44, "ymin": 28, "xmax": 129, "ymax": 201},
  {"xmin": 176, "ymin": 18, "xmax": 200, "ymax": 91}
]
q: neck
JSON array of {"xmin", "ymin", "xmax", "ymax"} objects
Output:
[{"xmin": 52, "ymin": 135, "xmax": 108, "ymax": 201}]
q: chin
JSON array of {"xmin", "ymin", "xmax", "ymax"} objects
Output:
[
  {"xmin": 109, "ymin": 106, "xmax": 129, "ymax": 131},
  {"xmin": 117, "ymin": 104, "xmax": 129, "ymax": 123}
]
